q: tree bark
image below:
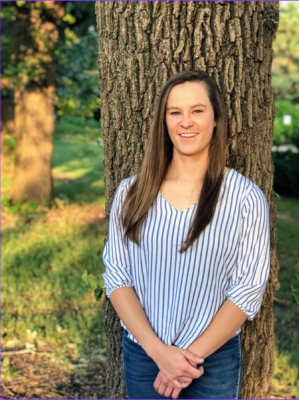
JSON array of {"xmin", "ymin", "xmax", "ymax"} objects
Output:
[{"xmin": 96, "ymin": 1, "xmax": 280, "ymax": 398}]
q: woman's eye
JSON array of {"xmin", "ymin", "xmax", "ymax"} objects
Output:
[
  {"xmin": 193, "ymin": 110, "xmax": 202, "ymax": 114},
  {"xmin": 171, "ymin": 111, "xmax": 180, "ymax": 115}
]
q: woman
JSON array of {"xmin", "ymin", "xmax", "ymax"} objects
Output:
[{"xmin": 102, "ymin": 70, "xmax": 270, "ymax": 399}]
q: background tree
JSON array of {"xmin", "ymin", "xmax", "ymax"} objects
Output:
[
  {"xmin": 272, "ymin": 1, "xmax": 299, "ymax": 104},
  {"xmin": 271, "ymin": 1, "xmax": 299, "ymax": 199},
  {"xmin": 1, "ymin": 1, "xmax": 65, "ymax": 203},
  {"xmin": 1, "ymin": 1, "xmax": 65, "ymax": 202},
  {"xmin": 96, "ymin": 1, "xmax": 280, "ymax": 399},
  {"xmin": 54, "ymin": 1, "xmax": 100, "ymax": 126},
  {"xmin": 1, "ymin": 1, "xmax": 99, "ymax": 202}
]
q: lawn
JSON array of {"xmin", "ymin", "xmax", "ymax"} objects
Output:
[
  {"xmin": 272, "ymin": 197, "xmax": 299, "ymax": 399},
  {"xmin": 1, "ymin": 121, "xmax": 299, "ymax": 398},
  {"xmin": 1, "ymin": 119, "xmax": 107, "ymax": 398}
]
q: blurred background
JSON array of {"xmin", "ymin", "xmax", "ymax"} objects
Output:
[{"xmin": 1, "ymin": 1, "xmax": 298, "ymax": 399}]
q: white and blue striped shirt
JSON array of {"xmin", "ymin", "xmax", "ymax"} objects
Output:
[{"xmin": 102, "ymin": 168, "xmax": 270, "ymax": 349}]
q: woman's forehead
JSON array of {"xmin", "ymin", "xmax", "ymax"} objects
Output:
[{"xmin": 166, "ymin": 82, "xmax": 210, "ymax": 106}]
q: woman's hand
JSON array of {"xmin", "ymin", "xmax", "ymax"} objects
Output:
[
  {"xmin": 150, "ymin": 344, "xmax": 204, "ymax": 388},
  {"xmin": 153, "ymin": 371, "xmax": 188, "ymax": 399},
  {"xmin": 154, "ymin": 363, "xmax": 204, "ymax": 399}
]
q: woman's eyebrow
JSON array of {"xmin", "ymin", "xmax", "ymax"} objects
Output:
[{"xmin": 166, "ymin": 103, "xmax": 207, "ymax": 111}]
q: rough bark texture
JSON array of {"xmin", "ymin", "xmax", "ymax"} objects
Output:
[
  {"xmin": 96, "ymin": 1, "xmax": 280, "ymax": 398},
  {"xmin": 10, "ymin": 2, "xmax": 64, "ymax": 202}
]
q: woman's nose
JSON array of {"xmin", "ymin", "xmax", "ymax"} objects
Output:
[{"xmin": 180, "ymin": 114, "xmax": 193, "ymax": 128}]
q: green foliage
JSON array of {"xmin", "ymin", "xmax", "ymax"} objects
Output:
[
  {"xmin": 3, "ymin": 135, "xmax": 16, "ymax": 155},
  {"xmin": 94, "ymin": 286, "xmax": 104, "ymax": 302},
  {"xmin": 1, "ymin": 356, "xmax": 21, "ymax": 381},
  {"xmin": 272, "ymin": 152, "xmax": 299, "ymax": 198},
  {"xmin": 1, "ymin": 1, "xmax": 59, "ymax": 86},
  {"xmin": 54, "ymin": 24, "xmax": 100, "ymax": 119},
  {"xmin": 273, "ymin": 100, "xmax": 299, "ymax": 146},
  {"xmin": 291, "ymin": 279, "xmax": 299, "ymax": 306},
  {"xmin": 1, "ymin": 1, "xmax": 99, "ymax": 120},
  {"xmin": 272, "ymin": 2, "xmax": 299, "ymax": 102},
  {"xmin": 79, "ymin": 270, "xmax": 104, "ymax": 302}
]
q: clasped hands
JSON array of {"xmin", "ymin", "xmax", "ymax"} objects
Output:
[{"xmin": 152, "ymin": 345, "xmax": 204, "ymax": 399}]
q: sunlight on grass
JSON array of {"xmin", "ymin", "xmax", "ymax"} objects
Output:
[
  {"xmin": 273, "ymin": 349, "xmax": 299, "ymax": 399},
  {"xmin": 1, "ymin": 176, "xmax": 12, "ymax": 197},
  {"xmin": 1, "ymin": 217, "xmax": 107, "ymax": 357},
  {"xmin": 1, "ymin": 130, "xmax": 107, "ymax": 377},
  {"xmin": 54, "ymin": 162, "xmax": 95, "ymax": 179},
  {"xmin": 52, "ymin": 137, "xmax": 104, "ymax": 204}
]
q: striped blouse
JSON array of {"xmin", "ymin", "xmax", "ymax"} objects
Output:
[{"xmin": 102, "ymin": 168, "xmax": 270, "ymax": 349}]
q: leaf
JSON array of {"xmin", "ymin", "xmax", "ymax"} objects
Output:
[
  {"xmin": 77, "ymin": 284, "xmax": 89, "ymax": 298},
  {"xmin": 94, "ymin": 286, "xmax": 104, "ymax": 302},
  {"xmin": 291, "ymin": 283, "xmax": 299, "ymax": 306},
  {"xmin": 81, "ymin": 270, "xmax": 93, "ymax": 288},
  {"xmin": 269, "ymin": 187, "xmax": 280, "ymax": 199},
  {"xmin": 63, "ymin": 13, "xmax": 76, "ymax": 25}
]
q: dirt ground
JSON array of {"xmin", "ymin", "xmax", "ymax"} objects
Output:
[{"xmin": 1, "ymin": 349, "xmax": 106, "ymax": 399}]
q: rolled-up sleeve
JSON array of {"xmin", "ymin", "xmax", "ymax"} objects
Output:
[
  {"xmin": 225, "ymin": 186, "xmax": 270, "ymax": 320},
  {"xmin": 102, "ymin": 179, "xmax": 134, "ymax": 298}
]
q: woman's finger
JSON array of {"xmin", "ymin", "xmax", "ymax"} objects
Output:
[
  {"xmin": 157, "ymin": 383, "xmax": 167, "ymax": 396},
  {"xmin": 164, "ymin": 385, "xmax": 174, "ymax": 398},
  {"xmin": 171, "ymin": 388, "xmax": 182, "ymax": 399}
]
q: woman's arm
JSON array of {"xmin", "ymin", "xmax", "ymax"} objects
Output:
[
  {"xmin": 110, "ymin": 287, "xmax": 204, "ymax": 388},
  {"xmin": 187, "ymin": 299, "xmax": 247, "ymax": 358}
]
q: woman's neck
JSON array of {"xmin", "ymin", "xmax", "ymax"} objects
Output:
[{"xmin": 166, "ymin": 153, "xmax": 209, "ymax": 184}]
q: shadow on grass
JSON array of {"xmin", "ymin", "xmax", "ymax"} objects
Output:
[
  {"xmin": 52, "ymin": 137, "xmax": 105, "ymax": 205},
  {"xmin": 53, "ymin": 169, "xmax": 105, "ymax": 205}
]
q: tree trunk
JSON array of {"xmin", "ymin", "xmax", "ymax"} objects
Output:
[
  {"xmin": 11, "ymin": 84, "xmax": 55, "ymax": 202},
  {"xmin": 10, "ymin": 1, "xmax": 64, "ymax": 203},
  {"xmin": 96, "ymin": 1, "xmax": 280, "ymax": 398}
]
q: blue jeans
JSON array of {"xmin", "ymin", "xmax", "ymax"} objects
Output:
[{"xmin": 123, "ymin": 330, "xmax": 243, "ymax": 399}]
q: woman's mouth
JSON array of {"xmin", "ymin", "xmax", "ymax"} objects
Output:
[{"xmin": 179, "ymin": 133, "xmax": 198, "ymax": 138}]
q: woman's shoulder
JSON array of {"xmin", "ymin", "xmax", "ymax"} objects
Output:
[
  {"xmin": 113, "ymin": 174, "xmax": 139, "ymax": 201},
  {"xmin": 110, "ymin": 174, "xmax": 139, "ymax": 213},
  {"xmin": 117, "ymin": 174, "xmax": 139, "ymax": 192},
  {"xmin": 225, "ymin": 168, "xmax": 268, "ymax": 206}
]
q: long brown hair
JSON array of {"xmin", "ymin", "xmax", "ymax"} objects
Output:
[{"xmin": 122, "ymin": 70, "xmax": 227, "ymax": 252}]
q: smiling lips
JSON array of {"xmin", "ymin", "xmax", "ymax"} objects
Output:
[{"xmin": 179, "ymin": 133, "xmax": 198, "ymax": 138}]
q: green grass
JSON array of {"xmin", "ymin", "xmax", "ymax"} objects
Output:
[
  {"xmin": 1, "ymin": 128, "xmax": 107, "ymax": 381},
  {"xmin": 52, "ymin": 134, "xmax": 104, "ymax": 205},
  {"xmin": 2, "ymin": 221, "xmax": 106, "ymax": 350},
  {"xmin": 275, "ymin": 197, "xmax": 299, "ymax": 304},
  {"xmin": 272, "ymin": 197, "xmax": 299, "ymax": 398}
]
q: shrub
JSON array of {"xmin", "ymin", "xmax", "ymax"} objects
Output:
[{"xmin": 272, "ymin": 151, "xmax": 299, "ymax": 198}]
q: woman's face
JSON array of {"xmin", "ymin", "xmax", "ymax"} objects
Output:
[{"xmin": 165, "ymin": 81, "xmax": 216, "ymax": 160}]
